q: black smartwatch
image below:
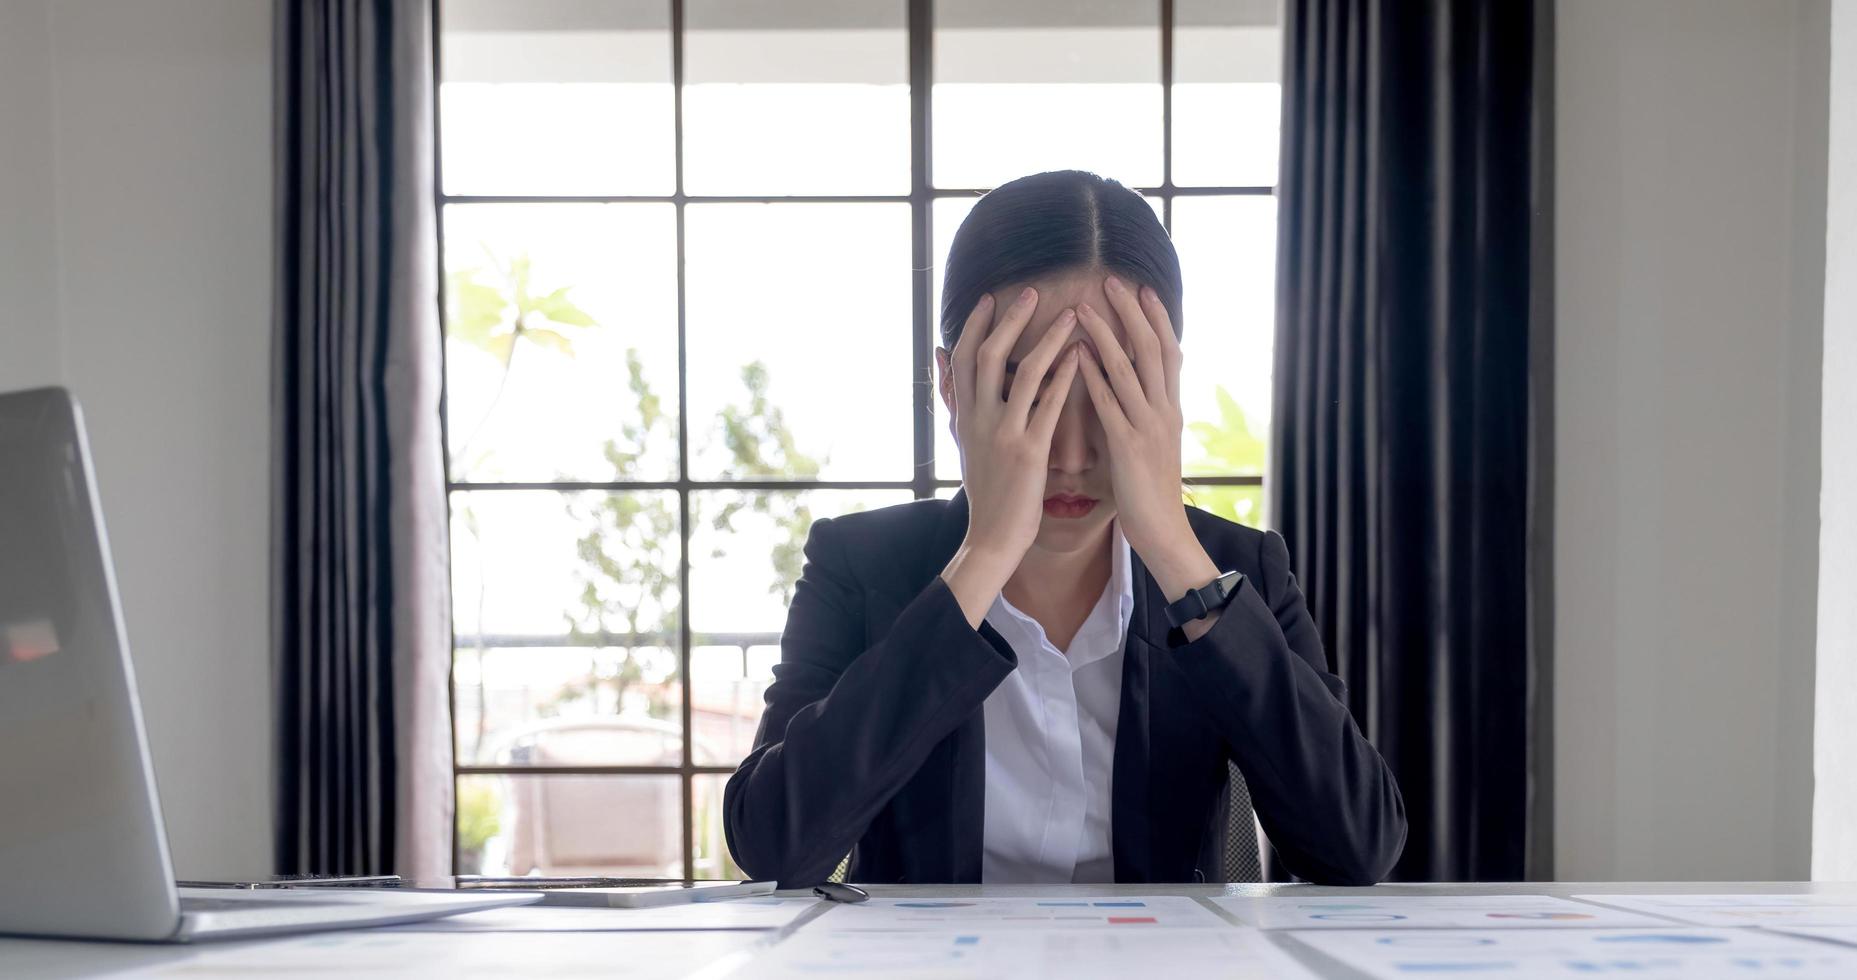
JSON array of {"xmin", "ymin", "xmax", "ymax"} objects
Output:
[{"xmin": 1162, "ymin": 570, "xmax": 1245, "ymax": 629}]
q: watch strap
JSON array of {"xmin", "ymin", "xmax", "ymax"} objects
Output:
[{"xmin": 1162, "ymin": 569, "xmax": 1245, "ymax": 629}]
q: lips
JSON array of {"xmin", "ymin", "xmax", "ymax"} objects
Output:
[{"xmin": 1043, "ymin": 493, "xmax": 1099, "ymax": 519}]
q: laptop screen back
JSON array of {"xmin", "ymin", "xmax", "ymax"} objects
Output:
[{"xmin": 0, "ymin": 387, "xmax": 181, "ymax": 940}]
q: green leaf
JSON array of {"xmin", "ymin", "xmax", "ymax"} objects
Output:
[
  {"xmin": 446, "ymin": 269, "xmax": 509, "ymax": 350},
  {"xmin": 482, "ymin": 332, "xmax": 516, "ymax": 364},
  {"xmin": 532, "ymin": 286, "xmax": 598, "ymax": 328},
  {"xmin": 521, "ymin": 326, "xmax": 578, "ymax": 357},
  {"xmin": 1190, "ymin": 384, "xmax": 1265, "ymax": 473}
]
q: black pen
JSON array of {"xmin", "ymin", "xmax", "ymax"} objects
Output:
[{"xmin": 812, "ymin": 882, "xmax": 870, "ymax": 904}]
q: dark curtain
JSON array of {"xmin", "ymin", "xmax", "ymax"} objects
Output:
[
  {"xmin": 1268, "ymin": 0, "xmax": 1541, "ymax": 881},
  {"xmin": 273, "ymin": 0, "xmax": 452, "ymax": 878}
]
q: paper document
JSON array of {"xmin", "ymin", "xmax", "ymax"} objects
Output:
[
  {"xmin": 147, "ymin": 930, "xmax": 757, "ymax": 979},
  {"xmin": 1290, "ymin": 926, "xmax": 1857, "ymax": 980},
  {"xmin": 384, "ymin": 896, "xmax": 817, "ymax": 932},
  {"xmin": 1764, "ymin": 925, "xmax": 1857, "ymax": 947},
  {"xmin": 1573, "ymin": 893, "xmax": 1857, "ymax": 927},
  {"xmin": 808, "ymin": 895, "xmax": 1228, "ymax": 931},
  {"xmin": 1212, "ymin": 894, "xmax": 1674, "ymax": 929},
  {"xmin": 730, "ymin": 927, "xmax": 1319, "ymax": 980}
]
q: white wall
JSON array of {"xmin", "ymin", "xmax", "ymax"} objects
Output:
[
  {"xmin": 1814, "ymin": 0, "xmax": 1857, "ymax": 883},
  {"xmin": 0, "ymin": 0, "xmax": 61, "ymax": 391},
  {"xmin": 1555, "ymin": 0, "xmax": 1828, "ymax": 881},
  {"xmin": 0, "ymin": 0, "xmax": 274, "ymax": 879}
]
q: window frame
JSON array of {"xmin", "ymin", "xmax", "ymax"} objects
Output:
[{"xmin": 434, "ymin": 0, "xmax": 1271, "ymax": 880}]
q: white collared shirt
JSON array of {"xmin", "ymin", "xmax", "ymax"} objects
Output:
[{"xmin": 980, "ymin": 520, "xmax": 1135, "ymax": 884}]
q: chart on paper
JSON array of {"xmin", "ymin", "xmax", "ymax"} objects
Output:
[
  {"xmin": 809, "ymin": 895, "xmax": 1228, "ymax": 931},
  {"xmin": 1289, "ymin": 926, "xmax": 1857, "ymax": 980},
  {"xmin": 1572, "ymin": 893, "xmax": 1857, "ymax": 927},
  {"xmin": 1212, "ymin": 894, "xmax": 1675, "ymax": 929},
  {"xmin": 734, "ymin": 927, "xmax": 1320, "ymax": 980}
]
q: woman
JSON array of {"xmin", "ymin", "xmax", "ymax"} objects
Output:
[{"xmin": 723, "ymin": 170, "xmax": 1405, "ymax": 887}]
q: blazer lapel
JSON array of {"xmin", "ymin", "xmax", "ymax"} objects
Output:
[
  {"xmin": 931, "ymin": 490, "xmax": 988, "ymax": 882},
  {"xmin": 1111, "ymin": 550, "xmax": 1168, "ymax": 882}
]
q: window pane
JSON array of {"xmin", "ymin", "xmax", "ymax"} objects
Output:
[
  {"xmin": 684, "ymin": 203, "xmax": 913, "ymax": 480},
  {"xmin": 451, "ymin": 489, "xmax": 683, "ymax": 762},
  {"xmin": 930, "ymin": 197, "xmax": 974, "ymax": 481},
  {"xmin": 1172, "ymin": 0, "xmax": 1282, "ymax": 187},
  {"xmin": 930, "ymin": 193, "xmax": 1165, "ymax": 482},
  {"xmin": 458, "ymin": 773, "xmax": 683, "ymax": 877},
  {"xmin": 1184, "ymin": 482, "xmax": 1265, "ymax": 530},
  {"xmin": 683, "ymin": 1, "xmax": 908, "ymax": 195},
  {"xmin": 686, "ymin": 489, "xmax": 913, "ymax": 763},
  {"xmin": 688, "ymin": 489, "xmax": 913, "ymax": 636},
  {"xmin": 689, "ymin": 642, "xmax": 777, "ymax": 769},
  {"xmin": 692, "ymin": 774, "xmax": 746, "ymax": 879},
  {"xmin": 1170, "ymin": 196, "xmax": 1275, "ymax": 478},
  {"xmin": 453, "ymin": 646, "xmax": 685, "ymax": 769},
  {"xmin": 934, "ymin": 0, "xmax": 1162, "ymax": 189},
  {"xmin": 439, "ymin": 0, "xmax": 674, "ymax": 196},
  {"xmin": 444, "ymin": 203, "xmax": 680, "ymax": 483}
]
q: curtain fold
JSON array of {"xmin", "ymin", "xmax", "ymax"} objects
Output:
[
  {"xmin": 273, "ymin": 0, "xmax": 452, "ymax": 881},
  {"xmin": 1269, "ymin": 0, "xmax": 1540, "ymax": 881}
]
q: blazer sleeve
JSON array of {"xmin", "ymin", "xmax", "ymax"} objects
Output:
[
  {"xmin": 1166, "ymin": 528, "xmax": 1408, "ymax": 885},
  {"xmin": 722, "ymin": 515, "xmax": 1018, "ymax": 887}
]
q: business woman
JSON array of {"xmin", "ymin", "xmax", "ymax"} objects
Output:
[{"xmin": 723, "ymin": 170, "xmax": 1406, "ymax": 888}]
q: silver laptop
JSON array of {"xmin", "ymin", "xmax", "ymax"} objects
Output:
[{"xmin": 0, "ymin": 387, "xmax": 538, "ymax": 942}]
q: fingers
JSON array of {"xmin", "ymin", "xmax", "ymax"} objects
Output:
[
  {"xmin": 1138, "ymin": 283, "xmax": 1183, "ymax": 406},
  {"xmin": 975, "ymin": 286, "xmax": 1041, "ymax": 414},
  {"xmin": 1005, "ymin": 308, "xmax": 1078, "ymax": 423},
  {"xmin": 949, "ymin": 292, "xmax": 995, "ymax": 413},
  {"xmin": 1102, "ymin": 274, "xmax": 1166, "ymax": 405},
  {"xmin": 1076, "ymin": 347, "xmax": 1132, "ymax": 439},
  {"xmin": 1075, "ymin": 300, "xmax": 1149, "ymax": 420},
  {"xmin": 1029, "ymin": 344, "xmax": 1084, "ymax": 442}
]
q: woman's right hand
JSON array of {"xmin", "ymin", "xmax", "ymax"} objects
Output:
[{"xmin": 938, "ymin": 286, "xmax": 1082, "ymax": 628}]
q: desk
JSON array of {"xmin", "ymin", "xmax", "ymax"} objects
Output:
[{"xmin": 4, "ymin": 881, "xmax": 1856, "ymax": 979}]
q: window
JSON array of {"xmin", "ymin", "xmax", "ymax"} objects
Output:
[{"xmin": 437, "ymin": 0, "xmax": 1280, "ymax": 879}]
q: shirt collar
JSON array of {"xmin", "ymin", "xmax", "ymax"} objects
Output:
[{"xmin": 986, "ymin": 518, "xmax": 1135, "ymax": 668}]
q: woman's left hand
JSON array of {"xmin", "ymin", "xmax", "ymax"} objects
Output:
[{"xmin": 1075, "ymin": 274, "xmax": 1222, "ymax": 606}]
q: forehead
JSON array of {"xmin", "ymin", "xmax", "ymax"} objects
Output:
[{"xmin": 989, "ymin": 270, "xmax": 1132, "ymax": 361}]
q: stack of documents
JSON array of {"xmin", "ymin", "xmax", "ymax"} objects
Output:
[{"xmin": 118, "ymin": 891, "xmax": 1857, "ymax": 979}]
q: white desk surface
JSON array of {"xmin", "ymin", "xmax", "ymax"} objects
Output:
[{"xmin": 4, "ymin": 881, "xmax": 1856, "ymax": 979}]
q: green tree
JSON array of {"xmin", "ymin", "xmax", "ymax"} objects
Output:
[
  {"xmin": 558, "ymin": 357, "xmax": 828, "ymax": 722},
  {"xmin": 555, "ymin": 349, "xmax": 682, "ymax": 722},
  {"xmin": 446, "ymin": 247, "xmax": 830, "ymax": 753}
]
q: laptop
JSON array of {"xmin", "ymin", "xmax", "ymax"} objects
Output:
[{"xmin": 0, "ymin": 387, "xmax": 539, "ymax": 942}]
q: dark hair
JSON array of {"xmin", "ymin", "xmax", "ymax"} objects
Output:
[{"xmin": 938, "ymin": 170, "xmax": 1184, "ymax": 349}]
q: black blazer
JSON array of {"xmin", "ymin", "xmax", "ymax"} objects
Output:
[{"xmin": 722, "ymin": 490, "xmax": 1406, "ymax": 887}]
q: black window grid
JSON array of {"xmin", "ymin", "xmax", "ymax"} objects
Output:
[{"xmin": 434, "ymin": 0, "xmax": 1271, "ymax": 880}]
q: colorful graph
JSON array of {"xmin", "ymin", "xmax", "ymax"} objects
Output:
[
  {"xmin": 1215, "ymin": 895, "xmax": 1673, "ymax": 930},
  {"xmin": 1294, "ymin": 926, "xmax": 1857, "ymax": 980},
  {"xmin": 813, "ymin": 896, "xmax": 1228, "ymax": 932}
]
